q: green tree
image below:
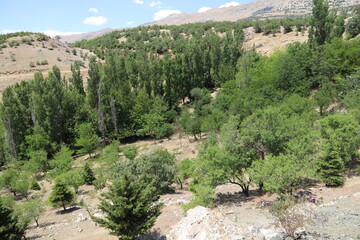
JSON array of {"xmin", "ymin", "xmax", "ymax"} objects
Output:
[
  {"xmin": 25, "ymin": 126, "xmax": 54, "ymax": 158},
  {"xmin": 93, "ymin": 172, "xmax": 162, "ymax": 240},
  {"xmin": 309, "ymin": 0, "xmax": 330, "ymax": 47},
  {"xmin": 134, "ymin": 149, "xmax": 176, "ymax": 194},
  {"xmin": 251, "ymin": 154, "xmax": 304, "ymax": 195},
  {"xmin": 0, "ymin": 197, "xmax": 25, "ymax": 240},
  {"xmin": 320, "ymin": 114, "xmax": 360, "ymax": 166},
  {"xmin": 176, "ymin": 158, "xmax": 195, "ymax": 190},
  {"xmin": 48, "ymin": 182, "xmax": 75, "ymax": 210},
  {"xmin": 47, "ymin": 144, "xmax": 73, "ymax": 179},
  {"xmin": 24, "ymin": 150, "xmax": 49, "ymax": 175},
  {"xmin": 57, "ymin": 169, "xmax": 85, "ymax": 194},
  {"xmin": 346, "ymin": 15, "xmax": 360, "ymax": 38},
  {"xmin": 75, "ymin": 123, "xmax": 98, "ymax": 158},
  {"xmin": 83, "ymin": 162, "xmax": 96, "ymax": 185},
  {"xmin": 16, "ymin": 195, "xmax": 45, "ymax": 227},
  {"xmin": 318, "ymin": 144, "xmax": 345, "ymax": 186}
]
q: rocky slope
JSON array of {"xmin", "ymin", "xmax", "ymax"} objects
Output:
[{"xmin": 145, "ymin": 0, "xmax": 360, "ymax": 26}]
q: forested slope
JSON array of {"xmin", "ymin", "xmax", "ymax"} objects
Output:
[{"xmin": 1, "ymin": 3, "xmax": 360, "ymax": 240}]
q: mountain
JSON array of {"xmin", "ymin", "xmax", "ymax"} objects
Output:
[
  {"xmin": 144, "ymin": 0, "xmax": 360, "ymax": 26},
  {"xmin": 60, "ymin": 28, "xmax": 124, "ymax": 43}
]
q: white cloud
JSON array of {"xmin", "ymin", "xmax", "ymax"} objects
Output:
[
  {"xmin": 219, "ymin": 1, "xmax": 241, "ymax": 8},
  {"xmin": 2, "ymin": 29, "xmax": 22, "ymax": 34},
  {"xmin": 198, "ymin": 7, "xmax": 212, "ymax": 13},
  {"xmin": 89, "ymin": 8, "xmax": 99, "ymax": 13},
  {"xmin": 83, "ymin": 16, "xmax": 108, "ymax": 26},
  {"xmin": 149, "ymin": 1, "xmax": 161, "ymax": 7},
  {"xmin": 153, "ymin": 10, "xmax": 181, "ymax": 21},
  {"xmin": 126, "ymin": 21, "xmax": 134, "ymax": 25},
  {"xmin": 134, "ymin": 0, "xmax": 144, "ymax": 4},
  {"xmin": 43, "ymin": 30, "xmax": 83, "ymax": 37}
]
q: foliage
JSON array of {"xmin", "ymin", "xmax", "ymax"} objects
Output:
[
  {"xmin": 93, "ymin": 172, "xmax": 162, "ymax": 240},
  {"xmin": 47, "ymin": 144, "xmax": 73, "ymax": 179},
  {"xmin": 83, "ymin": 162, "xmax": 96, "ymax": 185},
  {"xmin": 0, "ymin": 197, "xmax": 25, "ymax": 240},
  {"xmin": 317, "ymin": 144, "xmax": 345, "ymax": 186},
  {"xmin": 15, "ymin": 195, "xmax": 45, "ymax": 227},
  {"xmin": 251, "ymin": 154, "xmax": 305, "ymax": 194},
  {"xmin": 121, "ymin": 145, "xmax": 138, "ymax": 160},
  {"xmin": 183, "ymin": 183, "xmax": 216, "ymax": 211},
  {"xmin": 75, "ymin": 123, "xmax": 98, "ymax": 157},
  {"xmin": 48, "ymin": 182, "xmax": 75, "ymax": 210},
  {"xmin": 346, "ymin": 14, "xmax": 360, "ymax": 38},
  {"xmin": 176, "ymin": 158, "xmax": 195, "ymax": 189},
  {"xmin": 57, "ymin": 169, "xmax": 85, "ymax": 194},
  {"xmin": 133, "ymin": 149, "xmax": 176, "ymax": 194}
]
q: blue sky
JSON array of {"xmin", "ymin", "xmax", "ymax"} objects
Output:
[{"xmin": 0, "ymin": 0, "xmax": 254, "ymax": 36}]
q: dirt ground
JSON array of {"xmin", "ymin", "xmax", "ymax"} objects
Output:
[
  {"xmin": 0, "ymin": 35, "xmax": 92, "ymax": 98},
  {"xmin": 23, "ymin": 132, "xmax": 360, "ymax": 240},
  {"xmin": 242, "ymin": 27, "xmax": 309, "ymax": 56}
]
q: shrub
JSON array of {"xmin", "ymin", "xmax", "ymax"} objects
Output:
[
  {"xmin": 270, "ymin": 196, "xmax": 314, "ymax": 238},
  {"xmin": 121, "ymin": 145, "xmax": 138, "ymax": 160},
  {"xmin": 29, "ymin": 62, "xmax": 35, "ymax": 68}
]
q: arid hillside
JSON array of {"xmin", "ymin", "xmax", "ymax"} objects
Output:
[{"xmin": 0, "ymin": 34, "xmax": 93, "ymax": 96}]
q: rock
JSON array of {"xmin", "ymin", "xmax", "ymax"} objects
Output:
[
  {"xmin": 75, "ymin": 213, "xmax": 87, "ymax": 222},
  {"xmin": 270, "ymin": 237, "xmax": 282, "ymax": 240},
  {"xmin": 260, "ymin": 228, "xmax": 282, "ymax": 240}
]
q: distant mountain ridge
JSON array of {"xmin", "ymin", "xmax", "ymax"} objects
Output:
[
  {"xmin": 61, "ymin": 0, "xmax": 359, "ymax": 42},
  {"xmin": 60, "ymin": 28, "xmax": 124, "ymax": 43},
  {"xmin": 144, "ymin": 0, "xmax": 360, "ymax": 26}
]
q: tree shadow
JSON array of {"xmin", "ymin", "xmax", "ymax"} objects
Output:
[
  {"xmin": 215, "ymin": 189, "xmax": 265, "ymax": 206},
  {"xmin": 27, "ymin": 221, "xmax": 55, "ymax": 230},
  {"xmin": 137, "ymin": 229, "xmax": 167, "ymax": 240},
  {"xmin": 56, "ymin": 206, "xmax": 81, "ymax": 214},
  {"xmin": 25, "ymin": 234, "xmax": 43, "ymax": 240}
]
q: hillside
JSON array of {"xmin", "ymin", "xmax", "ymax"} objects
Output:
[
  {"xmin": 60, "ymin": 28, "xmax": 124, "ymax": 44},
  {"xmin": 0, "ymin": 33, "xmax": 94, "ymax": 96},
  {"xmin": 145, "ymin": 0, "xmax": 359, "ymax": 26}
]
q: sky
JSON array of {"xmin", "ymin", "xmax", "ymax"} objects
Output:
[{"xmin": 0, "ymin": 0, "xmax": 254, "ymax": 37}]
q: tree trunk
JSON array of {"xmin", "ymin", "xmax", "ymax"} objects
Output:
[
  {"xmin": 35, "ymin": 218, "xmax": 39, "ymax": 227},
  {"xmin": 63, "ymin": 203, "xmax": 66, "ymax": 211},
  {"xmin": 110, "ymin": 97, "xmax": 118, "ymax": 139}
]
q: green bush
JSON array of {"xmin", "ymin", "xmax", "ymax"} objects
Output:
[
  {"xmin": 121, "ymin": 145, "xmax": 138, "ymax": 160},
  {"xmin": 346, "ymin": 15, "xmax": 360, "ymax": 38}
]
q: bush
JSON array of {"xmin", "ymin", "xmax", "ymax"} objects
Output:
[
  {"xmin": 30, "ymin": 180, "xmax": 41, "ymax": 190},
  {"xmin": 183, "ymin": 183, "xmax": 216, "ymax": 212},
  {"xmin": 9, "ymin": 40, "xmax": 19, "ymax": 47},
  {"xmin": 270, "ymin": 196, "xmax": 314, "ymax": 238},
  {"xmin": 29, "ymin": 62, "xmax": 35, "ymax": 68},
  {"xmin": 346, "ymin": 15, "xmax": 360, "ymax": 38},
  {"xmin": 121, "ymin": 145, "xmax": 138, "ymax": 160}
]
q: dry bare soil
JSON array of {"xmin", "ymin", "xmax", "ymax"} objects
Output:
[{"xmin": 0, "ymin": 35, "xmax": 93, "ymax": 97}]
